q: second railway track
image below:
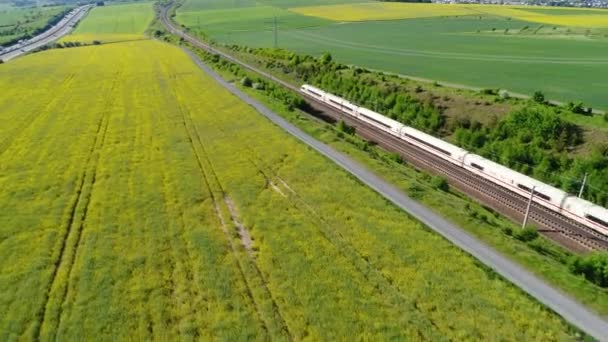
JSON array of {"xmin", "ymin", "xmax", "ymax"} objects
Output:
[{"xmin": 160, "ymin": 4, "xmax": 608, "ymax": 252}]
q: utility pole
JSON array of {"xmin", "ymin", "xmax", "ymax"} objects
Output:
[
  {"xmin": 578, "ymin": 173, "xmax": 588, "ymax": 198},
  {"xmin": 522, "ymin": 186, "xmax": 536, "ymax": 229}
]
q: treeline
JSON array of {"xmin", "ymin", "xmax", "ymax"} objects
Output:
[
  {"xmin": 252, "ymin": 48, "xmax": 445, "ymax": 134},
  {"xmin": 225, "ymin": 46, "xmax": 608, "ymax": 207}
]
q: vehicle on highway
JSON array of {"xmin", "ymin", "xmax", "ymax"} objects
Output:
[{"xmin": 301, "ymin": 84, "xmax": 608, "ymax": 236}]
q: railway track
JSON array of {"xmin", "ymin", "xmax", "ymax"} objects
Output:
[
  {"xmin": 307, "ymin": 99, "xmax": 608, "ymax": 252},
  {"xmin": 159, "ymin": 4, "xmax": 608, "ymax": 252}
]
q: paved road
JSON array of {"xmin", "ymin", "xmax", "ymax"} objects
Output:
[
  {"xmin": 0, "ymin": 4, "xmax": 92, "ymax": 62},
  {"xmin": 182, "ymin": 48, "xmax": 608, "ymax": 340}
]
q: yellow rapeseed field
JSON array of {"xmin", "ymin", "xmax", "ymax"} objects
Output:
[
  {"xmin": 0, "ymin": 39, "xmax": 575, "ymax": 339},
  {"xmin": 290, "ymin": 2, "xmax": 474, "ymax": 21},
  {"xmin": 290, "ymin": 2, "xmax": 608, "ymax": 27}
]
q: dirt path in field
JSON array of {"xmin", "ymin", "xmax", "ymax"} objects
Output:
[{"xmin": 224, "ymin": 196, "xmax": 254, "ymax": 254}]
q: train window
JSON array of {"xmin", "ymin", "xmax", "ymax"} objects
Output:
[
  {"xmin": 309, "ymin": 90, "xmax": 322, "ymax": 97},
  {"xmin": 404, "ymin": 134, "xmax": 452, "ymax": 156},
  {"xmin": 359, "ymin": 113, "xmax": 391, "ymax": 129},
  {"xmin": 586, "ymin": 215, "xmax": 608, "ymax": 228},
  {"xmin": 471, "ymin": 163, "xmax": 484, "ymax": 171},
  {"xmin": 329, "ymin": 99, "xmax": 342, "ymax": 106},
  {"xmin": 517, "ymin": 184, "xmax": 551, "ymax": 201},
  {"xmin": 536, "ymin": 192, "xmax": 551, "ymax": 201},
  {"xmin": 517, "ymin": 184, "xmax": 532, "ymax": 192}
]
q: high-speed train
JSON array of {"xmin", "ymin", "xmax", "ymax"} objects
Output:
[{"xmin": 301, "ymin": 84, "xmax": 608, "ymax": 236}]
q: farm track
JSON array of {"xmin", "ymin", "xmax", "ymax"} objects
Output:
[
  {"xmin": 171, "ymin": 81, "xmax": 292, "ymax": 340},
  {"xmin": 35, "ymin": 74, "xmax": 115, "ymax": 340},
  {"xmin": 160, "ymin": 4, "xmax": 608, "ymax": 252}
]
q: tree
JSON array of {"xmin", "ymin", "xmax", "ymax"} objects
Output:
[
  {"xmin": 431, "ymin": 176, "xmax": 449, "ymax": 192},
  {"xmin": 240, "ymin": 76, "xmax": 252, "ymax": 87},
  {"xmin": 319, "ymin": 52, "xmax": 332, "ymax": 65},
  {"xmin": 532, "ymin": 91, "xmax": 545, "ymax": 104}
]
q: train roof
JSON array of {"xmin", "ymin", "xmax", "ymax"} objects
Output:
[
  {"xmin": 403, "ymin": 126, "xmax": 468, "ymax": 158},
  {"xmin": 356, "ymin": 106, "xmax": 403, "ymax": 130}
]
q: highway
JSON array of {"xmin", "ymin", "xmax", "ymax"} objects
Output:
[
  {"xmin": 182, "ymin": 47, "xmax": 608, "ymax": 341},
  {"xmin": 0, "ymin": 4, "xmax": 92, "ymax": 62}
]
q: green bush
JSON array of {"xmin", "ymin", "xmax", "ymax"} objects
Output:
[
  {"xmin": 240, "ymin": 76, "xmax": 252, "ymax": 87},
  {"xmin": 514, "ymin": 227, "xmax": 539, "ymax": 242},
  {"xmin": 431, "ymin": 176, "xmax": 449, "ymax": 192},
  {"xmin": 336, "ymin": 120, "xmax": 355, "ymax": 135},
  {"xmin": 569, "ymin": 253, "xmax": 608, "ymax": 287},
  {"xmin": 532, "ymin": 91, "xmax": 545, "ymax": 104}
]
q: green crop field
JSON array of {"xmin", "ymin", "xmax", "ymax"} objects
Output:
[
  {"xmin": 63, "ymin": 2, "xmax": 154, "ymax": 43},
  {"xmin": 0, "ymin": 37, "xmax": 578, "ymax": 339},
  {"xmin": 176, "ymin": 0, "xmax": 608, "ymax": 109},
  {"xmin": 0, "ymin": 5, "xmax": 67, "ymax": 45}
]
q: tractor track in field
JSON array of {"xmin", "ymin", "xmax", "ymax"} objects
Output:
[
  {"xmin": 171, "ymin": 81, "xmax": 292, "ymax": 340},
  {"xmin": 244, "ymin": 152, "xmax": 443, "ymax": 338},
  {"xmin": 34, "ymin": 76, "xmax": 114, "ymax": 340},
  {"xmin": 158, "ymin": 164, "xmax": 203, "ymax": 339}
]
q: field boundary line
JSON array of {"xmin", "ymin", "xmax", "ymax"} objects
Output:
[{"xmin": 181, "ymin": 47, "xmax": 608, "ymax": 340}]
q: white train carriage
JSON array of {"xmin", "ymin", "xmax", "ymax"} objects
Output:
[
  {"xmin": 563, "ymin": 197, "xmax": 608, "ymax": 235},
  {"xmin": 354, "ymin": 106, "xmax": 403, "ymax": 137},
  {"xmin": 300, "ymin": 84, "xmax": 326, "ymax": 100},
  {"xmin": 583, "ymin": 205, "xmax": 608, "ymax": 235},
  {"xmin": 401, "ymin": 126, "xmax": 468, "ymax": 165},
  {"xmin": 463, "ymin": 154, "xmax": 568, "ymax": 210}
]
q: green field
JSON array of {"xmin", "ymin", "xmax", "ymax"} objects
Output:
[
  {"xmin": 0, "ymin": 34, "xmax": 579, "ymax": 338},
  {"xmin": 64, "ymin": 2, "xmax": 154, "ymax": 43},
  {"xmin": 0, "ymin": 5, "xmax": 67, "ymax": 45},
  {"xmin": 176, "ymin": 0, "xmax": 608, "ymax": 109}
]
